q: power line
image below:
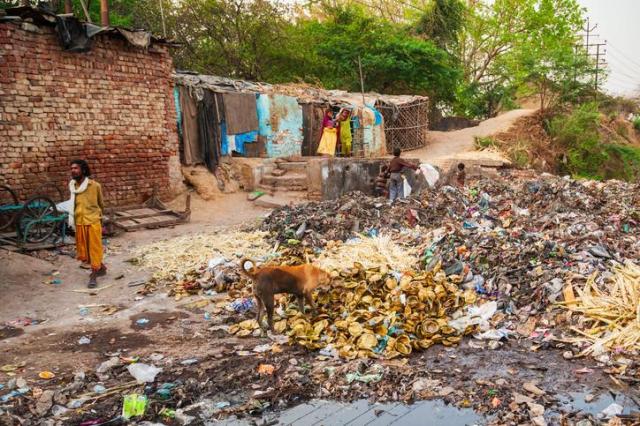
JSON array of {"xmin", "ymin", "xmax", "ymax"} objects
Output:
[
  {"xmin": 606, "ymin": 50, "xmax": 640, "ymax": 76},
  {"xmin": 607, "ymin": 42, "xmax": 640, "ymax": 71}
]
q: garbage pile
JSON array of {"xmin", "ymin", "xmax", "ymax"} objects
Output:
[
  {"xmin": 263, "ymin": 172, "xmax": 640, "ymax": 315},
  {"xmin": 129, "ymin": 230, "xmax": 274, "ymax": 298},
  {"xmin": 261, "ymin": 192, "xmax": 433, "ymax": 248},
  {"xmin": 229, "ymin": 263, "xmax": 493, "ymax": 359},
  {"xmin": 423, "ymin": 174, "xmax": 640, "ymax": 314}
]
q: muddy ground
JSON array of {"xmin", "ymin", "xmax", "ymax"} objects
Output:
[{"xmin": 0, "ymin": 192, "xmax": 639, "ymax": 425}]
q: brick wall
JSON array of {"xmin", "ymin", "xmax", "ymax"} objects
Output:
[{"xmin": 0, "ymin": 22, "xmax": 181, "ymax": 206}]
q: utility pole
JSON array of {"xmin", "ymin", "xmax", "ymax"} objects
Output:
[
  {"xmin": 358, "ymin": 55, "xmax": 366, "ymax": 106},
  {"xmin": 579, "ymin": 17, "xmax": 607, "ymax": 101},
  {"xmin": 588, "ymin": 42, "xmax": 606, "ymax": 100},
  {"xmin": 582, "ymin": 17, "xmax": 597, "ymax": 58}
]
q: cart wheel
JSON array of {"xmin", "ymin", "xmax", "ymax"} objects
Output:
[
  {"xmin": 0, "ymin": 185, "xmax": 19, "ymax": 232},
  {"xmin": 18, "ymin": 196, "xmax": 58, "ymax": 243},
  {"xmin": 35, "ymin": 182, "xmax": 64, "ymax": 203}
]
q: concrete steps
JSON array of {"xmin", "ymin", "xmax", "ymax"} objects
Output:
[
  {"xmin": 276, "ymin": 161, "xmax": 308, "ymax": 173},
  {"xmin": 261, "ymin": 173, "xmax": 308, "ymax": 189},
  {"xmin": 254, "ymin": 159, "xmax": 311, "ymax": 203}
]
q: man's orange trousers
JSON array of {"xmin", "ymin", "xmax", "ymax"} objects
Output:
[{"xmin": 75, "ymin": 223, "xmax": 104, "ymax": 272}]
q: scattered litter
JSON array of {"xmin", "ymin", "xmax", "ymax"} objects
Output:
[
  {"xmin": 214, "ymin": 401, "xmax": 231, "ymax": 410},
  {"xmin": 523, "ymin": 382, "xmax": 545, "ymax": 396},
  {"xmin": 257, "ymin": 364, "xmax": 275, "ymax": 375},
  {"xmin": 127, "ymin": 363, "xmax": 161, "ymax": 383},
  {"xmin": 136, "ymin": 318, "xmax": 150, "ymax": 325},
  {"xmin": 346, "ymin": 364, "xmax": 384, "ymax": 384},
  {"xmin": 227, "ymin": 297, "xmax": 255, "ymax": 313},
  {"xmin": 122, "ymin": 394, "xmax": 148, "ymax": 419},
  {"xmin": 78, "ymin": 336, "xmax": 91, "ymax": 345},
  {"xmin": 600, "ymin": 402, "xmax": 623, "ymax": 418},
  {"xmin": 38, "ymin": 371, "xmax": 55, "ymax": 380}
]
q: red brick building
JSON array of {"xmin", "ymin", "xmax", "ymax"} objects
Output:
[{"xmin": 0, "ymin": 9, "xmax": 181, "ymax": 206}]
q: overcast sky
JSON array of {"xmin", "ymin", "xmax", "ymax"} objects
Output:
[{"xmin": 577, "ymin": 0, "xmax": 640, "ymax": 96}]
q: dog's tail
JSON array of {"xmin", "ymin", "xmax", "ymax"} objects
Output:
[{"xmin": 239, "ymin": 258, "xmax": 257, "ymax": 279}]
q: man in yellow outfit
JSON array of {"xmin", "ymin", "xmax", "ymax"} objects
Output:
[{"xmin": 69, "ymin": 159, "xmax": 106, "ymax": 288}]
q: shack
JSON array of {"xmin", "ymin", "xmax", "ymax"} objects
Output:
[{"xmin": 173, "ymin": 73, "xmax": 429, "ymax": 170}]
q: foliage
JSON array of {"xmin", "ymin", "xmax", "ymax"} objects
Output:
[
  {"xmin": 604, "ymin": 145, "xmax": 640, "ymax": 181},
  {"xmin": 548, "ymin": 103, "xmax": 607, "ymax": 179},
  {"xmin": 301, "ymin": 6, "xmax": 461, "ymax": 99},
  {"xmin": 454, "ymin": 0, "xmax": 593, "ymax": 118},
  {"xmin": 634, "ymin": 117, "xmax": 640, "ymax": 131},
  {"xmin": 548, "ymin": 103, "xmax": 604, "ymax": 177},
  {"xmin": 474, "ymin": 136, "xmax": 497, "ymax": 149},
  {"xmin": 415, "ymin": 0, "xmax": 465, "ymax": 51}
]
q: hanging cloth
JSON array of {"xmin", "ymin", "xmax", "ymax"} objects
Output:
[
  {"xmin": 222, "ymin": 93, "xmax": 259, "ymax": 134},
  {"xmin": 197, "ymin": 90, "xmax": 222, "ymax": 172},
  {"xmin": 179, "ymin": 86, "xmax": 203, "ymax": 165}
]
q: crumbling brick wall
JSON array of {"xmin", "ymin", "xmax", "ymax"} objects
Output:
[{"xmin": 0, "ymin": 22, "xmax": 181, "ymax": 206}]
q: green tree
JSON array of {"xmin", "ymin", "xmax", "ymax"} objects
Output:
[
  {"xmin": 415, "ymin": 0, "xmax": 465, "ymax": 51},
  {"xmin": 455, "ymin": 0, "xmax": 594, "ymax": 117},
  {"xmin": 301, "ymin": 5, "xmax": 461, "ymax": 99}
]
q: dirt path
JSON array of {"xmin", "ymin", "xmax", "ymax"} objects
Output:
[
  {"xmin": 0, "ymin": 192, "xmax": 271, "ymax": 335},
  {"xmin": 411, "ymin": 109, "xmax": 537, "ymax": 168}
]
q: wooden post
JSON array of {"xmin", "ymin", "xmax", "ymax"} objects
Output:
[
  {"xmin": 79, "ymin": 0, "xmax": 92, "ymax": 22},
  {"xmin": 64, "ymin": 0, "xmax": 73, "ymax": 14},
  {"xmin": 100, "ymin": 0, "xmax": 110, "ymax": 27},
  {"xmin": 159, "ymin": 0, "xmax": 167, "ymax": 38},
  {"xmin": 358, "ymin": 55, "xmax": 366, "ymax": 106}
]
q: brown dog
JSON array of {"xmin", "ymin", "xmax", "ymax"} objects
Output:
[{"xmin": 239, "ymin": 258, "xmax": 331, "ymax": 332}]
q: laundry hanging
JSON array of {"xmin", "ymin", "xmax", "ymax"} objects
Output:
[
  {"xmin": 222, "ymin": 93, "xmax": 259, "ymax": 134},
  {"xmin": 197, "ymin": 90, "xmax": 222, "ymax": 172},
  {"xmin": 179, "ymin": 86, "xmax": 204, "ymax": 165}
]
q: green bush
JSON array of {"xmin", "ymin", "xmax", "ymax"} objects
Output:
[
  {"xmin": 474, "ymin": 136, "xmax": 497, "ymax": 149},
  {"xmin": 633, "ymin": 117, "xmax": 640, "ymax": 131},
  {"xmin": 604, "ymin": 145, "xmax": 640, "ymax": 181},
  {"xmin": 549, "ymin": 103, "xmax": 608, "ymax": 179}
]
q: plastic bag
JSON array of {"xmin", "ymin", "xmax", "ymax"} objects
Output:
[
  {"xmin": 127, "ymin": 363, "xmax": 161, "ymax": 383},
  {"xmin": 418, "ymin": 163, "xmax": 440, "ymax": 188},
  {"xmin": 316, "ymin": 127, "xmax": 338, "ymax": 156},
  {"xmin": 403, "ymin": 176, "xmax": 412, "ymax": 197}
]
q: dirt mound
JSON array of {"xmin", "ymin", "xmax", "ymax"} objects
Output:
[{"xmin": 491, "ymin": 113, "xmax": 557, "ymax": 172}]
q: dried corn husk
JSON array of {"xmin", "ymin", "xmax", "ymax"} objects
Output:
[
  {"xmin": 229, "ymin": 262, "xmax": 485, "ymax": 359},
  {"xmin": 130, "ymin": 231, "xmax": 272, "ymax": 281},
  {"xmin": 315, "ymin": 234, "xmax": 419, "ymax": 272},
  {"xmin": 560, "ymin": 262, "xmax": 640, "ymax": 357}
]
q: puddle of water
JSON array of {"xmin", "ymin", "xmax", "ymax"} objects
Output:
[
  {"xmin": 210, "ymin": 399, "xmax": 484, "ymax": 426},
  {"xmin": 557, "ymin": 391, "xmax": 639, "ymax": 416}
]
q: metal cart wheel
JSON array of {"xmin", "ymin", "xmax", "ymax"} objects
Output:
[
  {"xmin": 18, "ymin": 196, "xmax": 59, "ymax": 243},
  {"xmin": 0, "ymin": 184, "xmax": 19, "ymax": 232},
  {"xmin": 35, "ymin": 182, "xmax": 64, "ymax": 203}
]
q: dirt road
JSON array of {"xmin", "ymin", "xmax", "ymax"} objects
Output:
[{"xmin": 412, "ymin": 109, "xmax": 537, "ymax": 168}]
